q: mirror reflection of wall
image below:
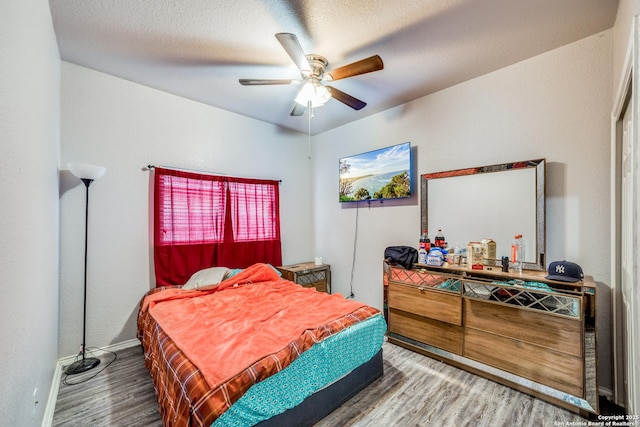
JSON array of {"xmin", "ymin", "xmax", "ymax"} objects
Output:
[
  {"xmin": 421, "ymin": 159, "xmax": 545, "ymax": 270},
  {"xmin": 428, "ymin": 168, "xmax": 536, "ymax": 261}
]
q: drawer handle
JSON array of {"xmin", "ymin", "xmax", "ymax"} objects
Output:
[{"xmin": 418, "ymin": 287, "xmax": 426, "ymax": 292}]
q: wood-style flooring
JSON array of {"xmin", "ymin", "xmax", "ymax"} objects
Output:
[{"xmin": 52, "ymin": 341, "xmax": 592, "ymax": 426}]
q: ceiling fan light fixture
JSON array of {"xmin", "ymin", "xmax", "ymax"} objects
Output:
[
  {"xmin": 295, "ymin": 80, "xmax": 331, "ymax": 108},
  {"xmin": 241, "ymin": 33, "xmax": 382, "ymax": 116}
]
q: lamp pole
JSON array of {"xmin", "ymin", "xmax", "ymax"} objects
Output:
[{"xmin": 65, "ymin": 164, "xmax": 105, "ymax": 375}]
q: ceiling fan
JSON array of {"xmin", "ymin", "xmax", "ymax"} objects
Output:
[{"xmin": 239, "ymin": 33, "xmax": 384, "ymax": 116}]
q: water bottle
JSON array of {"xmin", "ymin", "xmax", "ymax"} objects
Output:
[
  {"xmin": 511, "ymin": 234, "xmax": 524, "ymax": 272},
  {"xmin": 419, "ymin": 229, "xmax": 431, "ymax": 252},
  {"xmin": 434, "ymin": 229, "xmax": 445, "ymax": 248}
]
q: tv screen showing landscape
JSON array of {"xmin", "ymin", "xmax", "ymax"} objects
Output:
[{"xmin": 339, "ymin": 142, "xmax": 412, "ymax": 202}]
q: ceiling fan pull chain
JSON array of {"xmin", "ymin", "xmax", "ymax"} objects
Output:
[{"xmin": 308, "ymin": 100, "xmax": 312, "ymax": 159}]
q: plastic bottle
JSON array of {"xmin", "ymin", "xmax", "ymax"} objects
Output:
[
  {"xmin": 418, "ymin": 247, "xmax": 428, "ymax": 264},
  {"xmin": 434, "ymin": 229, "xmax": 445, "ymax": 248},
  {"xmin": 511, "ymin": 234, "xmax": 524, "ymax": 272},
  {"xmin": 419, "ymin": 229, "xmax": 431, "ymax": 252}
]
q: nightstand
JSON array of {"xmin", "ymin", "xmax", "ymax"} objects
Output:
[{"xmin": 277, "ymin": 262, "xmax": 331, "ymax": 293}]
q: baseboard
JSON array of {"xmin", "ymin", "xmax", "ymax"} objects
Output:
[
  {"xmin": 42, "ymin": 360, "xmax": 63, "ymax": 427},
  {"xmin": 42, "ymin": 339, "xmax": 141, "ymax": 427}
]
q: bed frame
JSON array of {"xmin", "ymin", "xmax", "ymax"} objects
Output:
[{"xmin": 257, "ymin": 349, "xmax": 384, "ymax": 426}]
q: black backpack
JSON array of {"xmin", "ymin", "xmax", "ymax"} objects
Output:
[{"xmin": 384, "ymin": 246, "xmax": 418, "ymax": 270}]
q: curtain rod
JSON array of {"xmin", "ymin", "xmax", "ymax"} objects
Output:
[{"xmin": 143, "ymin": 165, "xmax": 282, "ymax": 182}]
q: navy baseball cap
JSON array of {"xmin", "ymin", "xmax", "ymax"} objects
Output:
[{"xmin": 546, "ymin": 260, "xmax": 584, "ymax": 283}]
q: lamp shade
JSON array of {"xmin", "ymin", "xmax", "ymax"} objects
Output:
[{"xmin": 68, "ymin": 163, "xmax": 106, "ymax": 180}]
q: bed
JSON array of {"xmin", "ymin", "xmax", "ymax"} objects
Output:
[{"xmin": 137, "ymin": 263, "xmax": 386, "ymax": 426}]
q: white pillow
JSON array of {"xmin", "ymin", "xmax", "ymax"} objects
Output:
[{"xmin": 182, "ymin": 266, "xmax": 230, "ymax": 291}]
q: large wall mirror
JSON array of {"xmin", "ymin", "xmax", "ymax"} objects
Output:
[{"xmin": 420, "ymin": 159, "xmax": 545, "ymax": 270}]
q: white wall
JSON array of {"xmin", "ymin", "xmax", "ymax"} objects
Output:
[
  {"xmin": 59, "ymin": 63, "xmax": 314, "ymax": 358},
  {"xmin": 0, "ymin": 0, "xmax": 61, "ymax": 425},
  {"xmin": 313, "ymin": 31, "xmax": 614, "ymax": 390}
]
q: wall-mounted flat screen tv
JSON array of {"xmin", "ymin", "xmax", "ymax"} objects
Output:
[{"xmin": 339, "ymin": 141, "xmax": 412, "ymax": 202}]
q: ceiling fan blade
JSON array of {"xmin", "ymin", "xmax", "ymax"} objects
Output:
[
  {"xmin": 325, "ymin": 55, "xmax": 383, "ymax": 81},
  {"xmin": 239, "ymin": 79, "xmax": 295, "ymax": 86},
  {"xmin": 290, "ymin": 103, "xmax": 306, "ymax": 116},
  {"xmin": 327, "ymin": 86, "xmax": 366, "ymax": 110},
  {"xmin": 275, "ymin": 33, "xmax": 311, "ymax": 75}
]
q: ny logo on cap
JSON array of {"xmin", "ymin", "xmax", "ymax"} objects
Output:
[{"xmin": 555, "ymin": 264, "xmax": 566, "ymax": 274}]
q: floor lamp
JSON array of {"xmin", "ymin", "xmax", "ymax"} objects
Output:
[{"xmin": 66, "ymin": 163, "xmax": 106, "ymax": 375}]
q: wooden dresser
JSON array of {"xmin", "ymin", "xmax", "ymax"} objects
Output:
[
  {"xmin": 277, "ymin": 262, "xmax": 331, "ymax": 293},
  {"xmin": 384, "ymin": 262, "xmax": 598, "ymax": 416}
]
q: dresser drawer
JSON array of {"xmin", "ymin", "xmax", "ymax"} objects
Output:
[
  {"xmin": 464, "ymin": 328, "xmax": 584, "ymax": 397},
  {"xmin": 305, "ymin": 280, "xmax": 327, "ymax": 293},
  {"xmin": 463, "ymin": 299, "xmax": 582, "ymax": 357},
  {"xmin": 389, "ymin": 308, "xmax": 462, "ymax": 355},
  {"xmin": 388, "ymin": 282, "xmax": 461, "ymax": 325},
  {"xmin": 388, "ymin": 266, "xmax": 462, "ymax": 293}
]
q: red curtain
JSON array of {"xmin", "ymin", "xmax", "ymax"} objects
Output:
[{"xmin": 153, "ymin": 167, "xmax": 282, "ymax": 287}]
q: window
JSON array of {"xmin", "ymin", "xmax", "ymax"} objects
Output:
[
  {"xmin": 156, "ymin": 173, "xmax": 226, "ymax": 245},
  {"xmin": 226, "ymin": 180, "xmax": 279, "ymax": 243},
  {"xmin": 153, "ymin": 167, "xmax": 281, "ymax": 286}
]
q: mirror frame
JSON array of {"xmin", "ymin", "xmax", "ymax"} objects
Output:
[{"xmin": 420, "ymin": 158, "xmax": 546, "ymax": 271}]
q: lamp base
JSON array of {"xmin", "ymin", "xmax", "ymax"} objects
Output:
[{"xmin": 65, "ymin": 357, "xmax": 100, "ymax": 375}]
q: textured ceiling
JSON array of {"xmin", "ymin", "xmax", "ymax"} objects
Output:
[{"xmin": 50, "ymin": 0, "xmax": 618, "ymax": 135}]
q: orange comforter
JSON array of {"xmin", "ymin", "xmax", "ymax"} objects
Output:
[{"xmin": 141, "ymin": 263, "xmax": 369, "ymax": 390}]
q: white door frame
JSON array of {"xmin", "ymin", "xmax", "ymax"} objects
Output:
[{"xmin": 611, "ymin": 15, "xmax": 640, "ymax": 413}]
